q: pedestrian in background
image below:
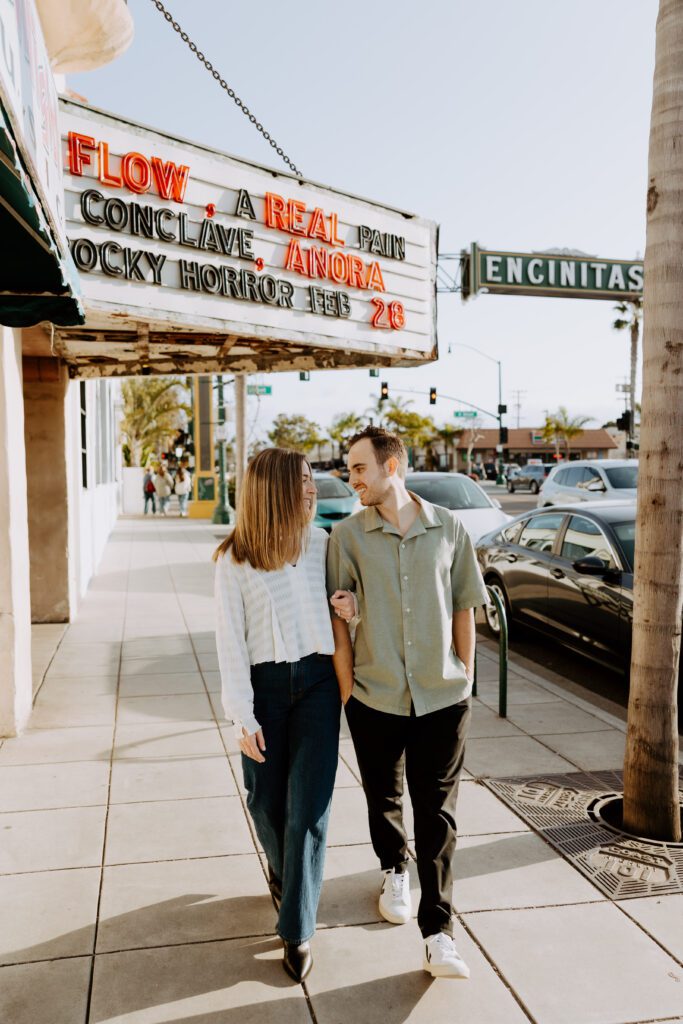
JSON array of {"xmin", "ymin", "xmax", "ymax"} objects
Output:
[
  {"xmin": 142, "ymin": 467, "xmax": 156, "ymax": 515},
  {"xmin": 153, "ymin": 463, "xmax": 173, "ymax": 516},
  {"xmin": 174, "ymin": 465, "xmax": 192, "ymax": 517},
  {"xmin": 213, "ymin": 447, "xmax": 355, "ymax": 983}
]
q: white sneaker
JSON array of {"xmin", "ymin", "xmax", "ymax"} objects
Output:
[
  {"xmin": 378, "ymin": 868, "xmax": 412, "ymax": 924},
  {"xmin": 423, "ymin": 933, "xmax": 470, "ymax": 979}
]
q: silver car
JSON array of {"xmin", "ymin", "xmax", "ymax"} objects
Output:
[
  {"xmin": 538, "ymin": 458, "xmax": 638, "ymax": 507},
  {"xmin": 407, "ymin": 472, "xmax": 511, "ymax": 542}
]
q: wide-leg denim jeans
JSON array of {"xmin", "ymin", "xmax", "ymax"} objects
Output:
[{"xmin": 242, "ymin": 653, "xmax": 341, "ymax": 944}]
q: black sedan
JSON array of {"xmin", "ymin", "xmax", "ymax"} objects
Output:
[
  {"xmin": 476, "ymin": 502, "xmax": 636, "ymax": 664},
  {"xmin": 475, "ymin": 501, "xmax": 682, "ymax": 723},
  {"xmin": 506, "ymin": 463, "xmax": 553, "ymax": 494}
]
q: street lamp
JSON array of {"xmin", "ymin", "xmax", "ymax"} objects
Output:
[{"xmin": 449, "ymin": 343, "xmax": 506, "ymax": 484}]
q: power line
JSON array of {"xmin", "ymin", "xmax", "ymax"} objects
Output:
[{"xmin": 511, "ymin": 389, "xmax": 527, "ymax": 428}]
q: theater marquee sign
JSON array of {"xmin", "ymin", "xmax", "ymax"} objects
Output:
[{"xmin": 56, "ymin": 100, "xmax": 438, "ymax": 378}]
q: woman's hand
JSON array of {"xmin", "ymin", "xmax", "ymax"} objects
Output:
[
  {"xmin": 330, "ymin": 590, "xmax": 356, "ymax": 622},
  {"xmin": 239, "ymin": 727, "xmax": 266, "ymax": 763}
]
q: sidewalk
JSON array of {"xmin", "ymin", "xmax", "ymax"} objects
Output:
[{"xmin": 1, "ymin": 517, "xmax": 682, "ymax": 1024}]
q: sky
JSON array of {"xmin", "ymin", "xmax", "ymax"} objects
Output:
[{"xmin": 70, "ymin": 0, "xmax": 658, "ymax": 440}]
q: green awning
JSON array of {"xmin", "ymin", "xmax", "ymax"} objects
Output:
[{"xmin": 0, "ymin": 103, "xmax": 84, "ymax": 328}]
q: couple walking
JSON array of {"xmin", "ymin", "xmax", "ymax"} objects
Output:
[{"xmin": 214, "ymin": 427, "xmax": 487, "ymax": 983}]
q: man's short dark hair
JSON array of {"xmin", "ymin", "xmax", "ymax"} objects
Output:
[{"xmin": 348, "ymin": 426, "xmax": 407, "ymax": 475}]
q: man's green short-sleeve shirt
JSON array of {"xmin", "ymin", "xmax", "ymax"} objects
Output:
[{"xmin": 326, "ymin": 493, "xmax": 489, "ymax": 717}]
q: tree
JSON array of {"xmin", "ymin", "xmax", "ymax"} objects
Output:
[
  {"xmin": 383, "ymin": 408, "xmax": 435, "ymax": 451},
  {"xmin": 434, "ymin": 423, "xmax": 463, "ymax": 470},
  {"xmin": 119, "ymin": 377, "xmax": 190, "ymax": 467},
  {"xmin": 267, "ymin": 414, "xmax": 321, "ymax": 453},
  {"xmin": 543, "ymin": 406, "xmax": 592, "ymax": 459},
  {"xmin": 613, "ymin": 296, "xmax": 643, "ymax": 453},
  {"xmin": 462, "ymin": 419, "xmax": 485, "ymax": 475},
  {"xmin": 365, "ymin": 393, "xmax": 411, "ymax": 428},
  {"xmin": 328, "ymin": 412, "xmax": 365, "ymax": 458},
  {"xmin": 622, "ymin": 0, "xmax": 682, "ymax": 842}
]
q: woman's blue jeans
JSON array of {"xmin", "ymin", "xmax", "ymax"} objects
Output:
[{"xmin": 242, "ymin": 653, "xmax": 341, "ymax": 944}]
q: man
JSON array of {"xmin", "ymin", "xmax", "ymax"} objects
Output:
[{"xmin": 328, "ymin": 426, "xmax": 487, "ymax": 979}]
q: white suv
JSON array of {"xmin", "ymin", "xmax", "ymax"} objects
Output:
[{"xmin": 538, "ymin": 458, "xmax": 638, "ymax": 507}]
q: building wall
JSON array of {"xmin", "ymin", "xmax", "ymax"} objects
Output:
[{"xmin": 67, "ymin": 377, "xmax": 120, "ymax": 604}]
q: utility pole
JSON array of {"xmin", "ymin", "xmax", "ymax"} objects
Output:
[
  {"xmin": 234, "ymin": 373, "xmax": 248, "ymax": 512},
  {"xmin": 512, "ymin": 389, "xmax": 527, "ymax": 428},
  {"xmin": 211, "ymin": 374, "xmax": 234, "ymax": 525}
]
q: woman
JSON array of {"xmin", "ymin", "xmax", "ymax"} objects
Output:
[
  {"xmin": 213, "ymin": 449, "xmax": 354, "ymax": 982},
  {"xmin": 174, "ymin": 465, "xmax": 192, "ymax": 517}
]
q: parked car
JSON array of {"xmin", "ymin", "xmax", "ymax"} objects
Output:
[
  {"xmin": 406, "ymin": 472, "xmax": 511, "ymax": 542},
  {"xmin": 313, "ymin": 473, "xmax": 360, "ymax": 531},
  {"xmin": 506, "ymin": 463, "xmax": 554, "ymax": 494},
  {"xmin": 538, "ymin": 459, "xmax": 638, "ymax": 507},
  {"xmin": 474, "ymin": 501, "xmax": 681, "ymax": 724}
]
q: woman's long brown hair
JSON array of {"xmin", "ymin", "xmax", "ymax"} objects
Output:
[{"xmin": 212, "ymin": 448, "xmax": 312, "ymax": 570}]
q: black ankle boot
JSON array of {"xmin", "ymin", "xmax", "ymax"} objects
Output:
[{"xmin": 282, "ymin": 940, "xmax": 312, "ymax": 982}]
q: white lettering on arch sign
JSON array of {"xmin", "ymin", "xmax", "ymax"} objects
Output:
[{"xmin": 59, "ymin": 99, "xmax": 438, "ymax": 365}]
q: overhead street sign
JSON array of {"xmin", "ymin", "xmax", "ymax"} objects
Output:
[
  {"xmin": 461, "ymin": 243, "xmax": 643, "ymax": 301},
  {"xmin": 454, "ymin": 410, "xmax": 477, "ymax": 418},
  {"xmin": 247, "ymin": 385, "xmax": 272, "ymax": 395}
]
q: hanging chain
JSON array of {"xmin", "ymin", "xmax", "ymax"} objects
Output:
[{"xmin": 148, "ymin": 0, "xmax": 303, "ymax": 178}]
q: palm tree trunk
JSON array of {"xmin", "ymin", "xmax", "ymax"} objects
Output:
[
  {"xmin": 622, "ymin": 0, "xmax": 682, "ymax": 842},
  {"xmin": 630, "ymin": 317, "xmax": 639, "ymax": 454}
]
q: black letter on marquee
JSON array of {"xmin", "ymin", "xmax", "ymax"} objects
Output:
[
  {"xmin": 81, "ymin": 189, "xmax": 104, "ymax": 226},
  {"xmin": 104, "ymin": 198, "xmax": 128, "ymax": 231},
  {"xmin": 100, "ymin": 241, "xmax": 123, "ymax": 276},
  {"xmin": 70, "ymin": 238, "xmax": 98, "ymax": 272},
  {"xmin": 146, "ymin": 252, "xmax": 166, "ymax": 285},
  {"xmin": 179, "ymin": 260, "xmax": 201, "ymax": 290},
  {"xmin": 235, "ymin": 189, "xmax": 256, "ymax": 220},
  {"xmin": 123, "ymin": 248, "xmax": 145, "ymax": 281},
  {"xmin": 357, "ymin": 225, "xmax": 372, "ymax": 252},
  {"xmin": 278, "ymin": 280, "xmax": 294, "ymax": 308},
  {"xmin": 238, "ymin": 229, "xmax": 254, "ymax": 260},
  {"xmin": 155, "ymin": 208, "xmax": 177, "ymax": 242},
  {"xmin": 338, "ymin": 292, "xmax": 351, "ymax": 317}
]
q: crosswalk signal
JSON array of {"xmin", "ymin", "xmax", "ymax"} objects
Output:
[
  {"xmin": 369, "ymin": 368, "xmax": 379, "ymax": 378},
  {"xmin": 499, "ymin": 426, "xmax": 509, "ymax": 444},
  {"xmin": 429, "ymin": 387, "xmax": 437, "ymax": 405},
  {"xmin": 380, "ymin": 381, "xmax": 389, "ymax": 402}
]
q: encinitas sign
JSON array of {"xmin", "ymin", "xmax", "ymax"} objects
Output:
[{"xmin": 462, "ymin": 243, "xmax": 643, "ymax": 301}]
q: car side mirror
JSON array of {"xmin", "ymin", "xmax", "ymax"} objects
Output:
[
  {"xmin": 586, "ymin": 479, "xmax": 606, "ymax": 492},
  {"xmin": 573, "ymin": 555, "xmax": 609, "ymax": 575}
]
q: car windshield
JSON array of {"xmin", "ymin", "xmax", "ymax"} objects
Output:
[
  {"xmin": 315, "ymin": 478, "xmax": 353, "ymax": 499},
  {"xmin": 612, "ymin": 521, "xmax": 636, "ymax": 570},
  {"xmin": 409, "ymin": 476, "xmax": 491, "ymax": 510},
  {"xmin": 604, "ymin": 466, "xmax": 638, "ymax": 489}
]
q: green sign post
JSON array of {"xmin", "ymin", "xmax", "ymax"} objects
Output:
[
  {"xmin": 461, "ymin": 243, "xmax": 643, "ymax": 301},
  {"xmin": 246, "ymin": 385, "xmax": 273, "ymax": 396},
  {"xmin": 454, "ymin": 410, "xmax": 478, "ymax": 419}
]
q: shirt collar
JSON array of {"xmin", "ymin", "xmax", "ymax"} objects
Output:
[{"xmin": 363, "ymin": 491, "xmax": 443, "ymax": 535}]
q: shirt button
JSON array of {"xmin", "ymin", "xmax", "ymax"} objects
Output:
[
  {"xmin": 407, "ymin": 641, "xmax": 412, "ymax": 646},
  {"xmin": 403, "ymin": 575, "xmax": 408, "ymax": 581},
  {"xmin": 408, "ymin": 672, "xmax": 413, "ymax": 677},
  {"xmin": 401, "ymin": 543, "xmax": 406, "ymax": 549},
  {"xmin": 406, "ymin": 608, "xmax": 411, "ymax": 613}
]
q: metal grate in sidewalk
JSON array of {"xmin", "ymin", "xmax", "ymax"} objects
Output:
[{"xmin": 483, "ymin": 769, "xmax": 683, "ymax": 900}]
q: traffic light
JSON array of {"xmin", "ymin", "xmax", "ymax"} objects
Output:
[
  {"xmin": 380, "ymin": 381, "xmax": 389, "ymax": 402},
  {"xmin": 369, "ymin": 368, "xmax": 379, "ymax": 378},
  {"xmin": 498, "ymin": 404, "xmax": 507, "ymax": 415},
  {"xmin": 499, "ymin": 426, "xmax": 509, "ymax": 444},
  {"xmin": 429, "ymin": 387, "xmax": 437, "ymax": 405},
  {"xmin": 616, "ymin": 410, "xmax": 632, "ymax": 433},
  {"xmin": 299, "ymin": 371, "xmax": 310, "ymax": 381},
  {"xmin": 626, "ymin": 440, "xmax": 640, "ymax": 451}
]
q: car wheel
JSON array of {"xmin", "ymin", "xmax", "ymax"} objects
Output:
[
  {"xmin": 530, "ymin": 481, "xmax": 539, "ymax": 494},
  {"xmin": 484, "ymin": 578, "xmax": 513, "ymax": 640}
]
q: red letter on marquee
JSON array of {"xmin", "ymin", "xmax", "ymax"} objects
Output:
[
  {"xmin": 366, "ymin": 261, "xmax": 385, "ymax": 292},
  {"xmin": 346, "ymin": 255, "xmax": 365, "ymax": 290},
  {"xmin": 284, "ymin": 239, "xmax": 307, "ymax": 276},
  {"xmin": 329, "ymin": 212, "xmax": 345, "ymax": 247},
  {"xmin": 98, "ymin": 142, "xmax": 122, "ymax": 188},
  {"xmin": 307, "ymin": 207, "xmax": 330, "ymax": 243},
  {"xmin": 150, "ymin": 157, "xmax": 190, "ymax": 203},
  {"xmin": 68, "ymin": 132, "xmax": 96, "ymax": 176},
  {"xmin": 329, "ymin": 251, "xmax": 348, "ymax": 285},
  {"xmin": 122, "ymin": 152, "xmax": 152, "ymax": 194},
  {"xmin": 288, "ymin": 199, "xmax": 307, "ymax": 235},
  {"xmin": 265, "ymin": 192, "xmax": 288, "ymax": 231}
]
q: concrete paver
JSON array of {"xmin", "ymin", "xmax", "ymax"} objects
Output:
[
  {"xmin": 2, "ymin": 518, "xmax": 681, "ymax": 1024},
  {"xmin": 464, "ymin": 902, "xmax": 683, "ymax": 1024}
]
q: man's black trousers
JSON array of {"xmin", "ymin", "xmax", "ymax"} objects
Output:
[{"xmin": 344, "ymin": 695, "xmax": 471, "ymax": 939}]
